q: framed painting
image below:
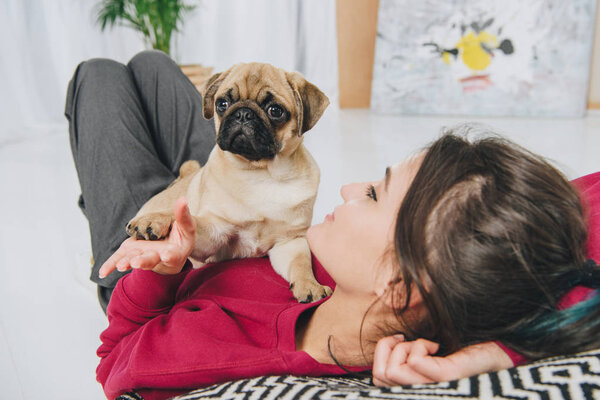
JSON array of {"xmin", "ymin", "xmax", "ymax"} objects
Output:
[{"xmin": 371, "ymin": 0, "xmax": 597, "ymax": 116}]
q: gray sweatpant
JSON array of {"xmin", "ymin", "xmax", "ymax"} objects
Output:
[{"xmin": 64, "ymin": 50, "xmax": 216, "ymax": 311}]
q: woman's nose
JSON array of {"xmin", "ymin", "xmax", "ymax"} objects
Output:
[{"xmin": 341, "ymin": 182, "xmax": 366, "ymax": 202}]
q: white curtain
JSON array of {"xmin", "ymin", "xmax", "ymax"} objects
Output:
[{"xmin": 0, "ymin": 0, "xmax": 338, "ymax": 142}]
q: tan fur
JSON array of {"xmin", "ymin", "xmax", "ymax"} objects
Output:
[{"xmin": 127, "ymin": 63, "xmax": 332, "ymax": 302}]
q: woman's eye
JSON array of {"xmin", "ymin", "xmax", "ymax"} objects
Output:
[
  {"xmin": 216, "ymin": 99, "xmax": 229, "ymax": 113},
  {"xmin": 267, "ymin": 105, "xmax": 284, "ymax": 119},
  {"xmin": 366, "ymin": 184, "xmax": 378, "ymax": 201}
]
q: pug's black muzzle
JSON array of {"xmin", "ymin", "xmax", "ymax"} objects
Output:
[{"xmin": 218, "ymin": 107, "xmax": 278, "ymax": 161}]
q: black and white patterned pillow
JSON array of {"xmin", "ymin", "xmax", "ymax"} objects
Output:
[{"xmin": 117, "ymin": 349, "xmax": 600, "ymax": 400}]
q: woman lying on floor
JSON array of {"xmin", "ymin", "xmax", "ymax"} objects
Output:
[{"xmin": 66, "ymin": 51, "xmax": 600, "ymax": 400}]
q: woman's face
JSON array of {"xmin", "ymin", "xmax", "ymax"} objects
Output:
[{"xmin": 307, "ymin": 154, "xmax": 423, "ymax": 298}]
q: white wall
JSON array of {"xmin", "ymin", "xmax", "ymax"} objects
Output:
[
  {"xmin": 0, "ymin": 0, "xmax": 338, "ymax": 141},
  {"xmin": 589, "ymin": 0, "xmax": 600, "ymax": 105}
]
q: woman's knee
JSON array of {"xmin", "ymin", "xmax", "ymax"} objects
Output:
[
  {"xmin": 66, "ymin": 58, "xmax": 130, "ymax": 111},
  {"xmin": 65, "ymin": 57, "xmax": 145, "ymax": 148},
  {"xmin": 127, "ymin": 50, "xmax": 178, "ymax": 80},
  {"xmin": 127, "ymin": 50, "xmax": 191, "ymax": 93},
  {"xmin": 65, "ymin": 58, "xmax": 129, "ymax": 126},
  {"xmin": 72, "ymin": 58, "xmax": 130, "ymax": 89}
]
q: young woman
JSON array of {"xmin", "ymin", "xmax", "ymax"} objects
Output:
[{"xmin": 66, "ymin": 51, "xmax": 600, "ymax": 400}]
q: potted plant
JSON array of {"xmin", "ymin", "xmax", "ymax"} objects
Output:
[{"xmin": 96, "ymin": 0, "xmax": 212, "ymax": 88}]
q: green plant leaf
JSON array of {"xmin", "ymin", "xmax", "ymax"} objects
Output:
[{"xmin": 95, "ymin": 0, "xmax": 199, "ymax": 56}]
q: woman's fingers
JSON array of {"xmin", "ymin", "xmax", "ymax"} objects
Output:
[
  {"xmin": 130, "ymin": 250, "xmax": 161, "ymax": 270},
  {"xmin": 99, "ymin": 237, "xmax": 137, "ymax": 278},
  {"xmin": 116, "ymin": 248, "xmax": 143, "ymax": 272},
  {"xmin": 373, "ymin": 337, "xmax": 445, "ymax": 386},
  {"xmin": 384, "ymin": 340, "xmax": 436, "ymax": 385},
  {"xmin": 402, "ymin": 339, "xmax": 442, "ymax": 383},
  {"xmin": 115, "ymin": 256, "xmax": 132, "ymax": 272},
  {"xmin": 373, "ymin": 335, "xmax": 405, "ymax": 386},
  {"xmin": 99, "ymin": 237, "xmax": 163, "ymax": 277},
  {"xmin": 407, "ymin": 354, "xmax": 454, "ymax": 383},
  {"xmin": 173, "ymin": 197, "xmax": 196, "ymax": 240},
  {"xmin": 99, "ymin": 256, "xmax": 117, "ymax": 279}
]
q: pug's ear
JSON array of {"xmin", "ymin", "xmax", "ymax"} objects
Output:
[
  {"xmin": 200, "ymin": 69, "xmax": 231, "ymax": 120},
  {"xmin": 286, "ymin": 72, "xmax": 330, "ymax": 136}
]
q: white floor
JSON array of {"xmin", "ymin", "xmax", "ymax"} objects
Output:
[{"xmin": 2, "ymin": 109, "xmax": 600, "ymax": 399}]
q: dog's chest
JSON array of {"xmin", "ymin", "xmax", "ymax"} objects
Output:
[
  {"xmin": 201, "ymin": 172, "xmax": 316, "ymax": 222},
  {"xmin": 253, "ymin": 179, "xmax": 314, "ymax": 213},
  {"xmin": 187, "ymin": 159, "xmax": 317, "ymax": 263}
]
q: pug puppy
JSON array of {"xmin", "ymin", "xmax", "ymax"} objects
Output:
[{"xmin": 126, "ymin": 63, "xmax": 332, "ymax": 302}]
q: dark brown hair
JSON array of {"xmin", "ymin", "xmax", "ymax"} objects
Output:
[{"xmin": 389, "ymin": 128, "xmax": 600, "ymax": 360}]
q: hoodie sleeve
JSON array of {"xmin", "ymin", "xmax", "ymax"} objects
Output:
[{"xmin": 96, "ymin": 264, "xmax": 191, "ymax": 390}]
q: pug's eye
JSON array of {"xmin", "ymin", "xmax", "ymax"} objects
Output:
[
  {"xmin": 267, "ymin": 104, "xmax": 285, "ymax": 120},
  {"xmin": 216, "ymin": 99, "xmax": 229, "ymax": 114}
]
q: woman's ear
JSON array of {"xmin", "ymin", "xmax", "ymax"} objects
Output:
[
  {"xmin": 375, "ymin": 276, "xmax": 423, "ymax": 310},
  {"xmin": 375, "ymin": 279, "xmax": 398, "ymax": 309}
]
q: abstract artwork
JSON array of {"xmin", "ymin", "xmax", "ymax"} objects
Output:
[{"xmin": 371, "ymin": 0, "xmax": 597, "ymax": 117}]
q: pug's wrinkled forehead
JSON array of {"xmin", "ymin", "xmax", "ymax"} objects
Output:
[{"xmin": 218, "ymin": 63, "xmax": 295, "ymax": 108}]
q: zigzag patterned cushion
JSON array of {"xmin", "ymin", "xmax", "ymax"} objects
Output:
[{"xmin": 161, "ymin": 349, "xmax": 600, "ymax": 400}]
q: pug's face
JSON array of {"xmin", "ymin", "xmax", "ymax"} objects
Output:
[{"xmin": 201, "ymin": 63, "xmax": 329, "ymax": 162}]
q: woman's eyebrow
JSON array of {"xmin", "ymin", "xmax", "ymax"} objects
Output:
[{"xmin": 384, "ymin": 167, "xmax": 391, "ymax": 192}]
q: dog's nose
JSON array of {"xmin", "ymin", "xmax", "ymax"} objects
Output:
[{"xmin": 234, "ymin": 108, "xmax": 255, "ymax": 122}]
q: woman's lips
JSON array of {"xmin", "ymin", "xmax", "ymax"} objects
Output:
[{"xmin": 325, "ymin": 213, "xmax": 334, "ymax": 222}]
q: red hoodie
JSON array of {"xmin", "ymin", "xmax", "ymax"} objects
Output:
[{"xmin": 97, "ymin": 254, "xmax": 369, "ymax": 400}]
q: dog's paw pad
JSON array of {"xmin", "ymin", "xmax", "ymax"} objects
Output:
[{"xmin": 126, "ymin": 213, "xmax": 174, "ymax": 240}]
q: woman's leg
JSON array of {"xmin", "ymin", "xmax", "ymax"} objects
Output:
[
  {"xmin": 65, "ymin": 50, "xmax": 215, "ymax": 312},
  {"xmin": 126, "ymin": 51, "xmax": 216, "ymax": 173}
]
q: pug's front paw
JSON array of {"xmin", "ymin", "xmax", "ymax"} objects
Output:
[
  {"xmin": 126, "ymin": 213, "xmax": 174, "ymax": 240},
  {"xmin": 289, "ymin": 279, "xmax": 333, "ymax": 303}
]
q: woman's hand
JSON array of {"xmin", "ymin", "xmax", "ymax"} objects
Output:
[
  {"xmin": 372, "ymin": 336, "xmax": 513, "ymax": 386},
  {"xmin": 99, "ymin": 197, "xmax": 197, "ymax": 277}
]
